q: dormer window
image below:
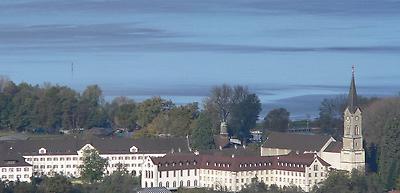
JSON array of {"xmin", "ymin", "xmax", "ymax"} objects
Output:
[
  {"xmin": 130, "ymin": 146, "xmax": 138, "ymax": 153},
  {"xmin": 39, "ymin": 148, "xmax": 47, "ymax": 154}
]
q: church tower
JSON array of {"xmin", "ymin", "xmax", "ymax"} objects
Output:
[{"xmin": 340, "ymin": 66, "xmax": 365, "ymax": 172}]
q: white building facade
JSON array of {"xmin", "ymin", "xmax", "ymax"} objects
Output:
[{"xmin": 142, "ymin": 153, "xmax": 330, "ymax": 192}]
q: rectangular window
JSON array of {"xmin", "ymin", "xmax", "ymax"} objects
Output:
[
  {"xmin": 47, "ymin": 158, "xmax": 52, "ymax": 161},
  {"xmin": 16, "ymin": 168, "xmax": 21, "ymax": 172}
]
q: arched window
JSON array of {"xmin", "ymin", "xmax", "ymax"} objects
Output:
[
  {"xmin": 173, "ymin": 181, "xmax": 176, "ymax": 187},
  {"xmin": 145, "ymin": 182, "xmax": 148, "ymax": 188},
  {"xmin": 346, "ymin": 126, "xmax": 350, "ymax": 135},
  {"xmin": 151, "ymin": 182, "xmax": 153, "ymax": 187},
  {"xmin": 166, "ymin": 182, "xmax": 169, "ymax": 188},
  {"xmin": 159, "ymin": 182, "xmax": 162, "ymax": 187},
  {"xmin": 180, "ymin": 180, "xmax": 183, "ymax": 187},
  {"xmin": 187, "ymin": 180, "xmax": 190, "ymax": 187},
  {"xmin": 194, "ymin": 180, "xmax": 198, "ymax": 187},
  {"xmin": 355, "ymin": 125, "xmax": 360, "ymax": 135}
]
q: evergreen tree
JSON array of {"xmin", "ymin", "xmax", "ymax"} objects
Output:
[
  {"xmin": 190, "ymin": 112, "xmax": 215, "ymax": 150},
  {"xmin": 378, "ymin": 118, "xmax": 400, "ymax": 190}
]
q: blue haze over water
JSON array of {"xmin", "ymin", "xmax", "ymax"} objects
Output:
[{"xmin": 0, "ymin": 0, "xmax": 400, "ymax": 119}]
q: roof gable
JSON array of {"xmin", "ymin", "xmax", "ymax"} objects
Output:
[{"xmin": 262, "ymin": 132, "xmax": 332, "ymax": 152}]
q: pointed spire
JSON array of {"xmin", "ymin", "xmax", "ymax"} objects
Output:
[{"xmin": 348, "ymin": 65, "xmax": 358, "ymax": 113}]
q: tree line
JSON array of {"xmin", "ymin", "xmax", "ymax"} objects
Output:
[{"xmin": 0, "ymin": 78, "xmax": 262, "ymax": 147}]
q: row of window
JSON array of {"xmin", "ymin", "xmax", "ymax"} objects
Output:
[
  {"xmin": 159, "ymin": 169, "xmax": 198, "ymax": 178},
  {"xmin": 27, "ymin": 155, "xmax": 147, "ymax": 162},
  {"xmin": 27, "ymin": 157, "xmax": 80, "ymax": 162},
  {"xmin": 161, "ymin": 161, "xmax": 196, "ymax": 167},
  {"xmin": 308, "ymin": 172, "xmax": 326, "ymax": 178},
  {"xmin": 1, "ymin": 168, "xmax": 30, "ymax": 172},
  {"xmin": 156, "ymin": 180, "xmax": 198, "ymax": 188},
  {"xmin": 1, "ymin": 174, "xmax": 30, "ymax": 180},
  {"xmin": 239, "ymin": 162, "xmax": 272, "ymax": 168},
  {"xmin": 33, "ymin": 164, "xmax": 77, "ymax": 169}
]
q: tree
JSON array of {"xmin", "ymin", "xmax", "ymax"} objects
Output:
[
  {"xmin": 378, "ymin": 118, "xmax": 400, "ymax": 190},
  {"xmin": 318, "ymin": 95, "xmax": 347, "ymax": 137},
  {"xmin": 79, "ymin": 149, "xmax": 108, "ymax": 183},
  {"xmin": 363, "ymin": 98, "xmax": 400, "ymax": 146},
  {"xmin": 318, "ymin": 95, "xmax": 377, "ymax": 138},
  {"xmin": 264, "ymin": 108, "xmax": 290, "ymax": 132},
  {"xmin": 140, "ymin": 103, "xmax": 199, "ymax": 137},
  {"xmin": 78, "ymin": 85, "xmax": 108, "ymax": 129},
  {"xmin": 190, "ymin": 112, "xmax": 215, "ymax": 150},
  {"xmin": 205, "ymin": 84, "xmax": 233, "ymax": 123},
  {"xmin": 9, "ymin": 83, "xmax": 38, "ymax": 131},
  {"xmin": 229, "ymin": 93, "xmax": 261, "ymax": 140},
  {"xmin": 314, "ymin": 170, "xmax": 384, "ymax": 193},
  {"xmin": 38, "ymin": 174, "xmax": 79, "ymax": 193},
  {"xmin": 92, "ymin": 166, "xmax": 140, "ymax": 193},
  {"xmin": 204, "ymin": 85, "xmax": 261, "ymax": 140},
  {"xmin": 136, "ymin": 97, "xmax": 174, "ymax": 127},
  {"xmin": 107, "ymin": 97, "xmax": 137, "ymax": 129}
]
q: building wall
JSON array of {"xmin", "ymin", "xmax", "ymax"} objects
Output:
[
  {"xmin": 143, "ymin": 157, "xmax": 331, "ymax": 193},
  {"xmin": 260, "ymin": 148, "xmax": 291, "ymax": 156},
  {"xmin": 23, "ymin": 152, "xmax": 166, "ymax": 178},
  {"xmin": 321, "ymin": 152, "xmax": 341, "ymax": 170},
  {"xmin": 0, "ymin": 166, "xmax": 32, "ymax": 182}
]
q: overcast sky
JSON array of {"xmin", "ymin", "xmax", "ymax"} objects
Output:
[{"xmin": 0, "ymin": 0, "xmax": 399, "ymax": 100}]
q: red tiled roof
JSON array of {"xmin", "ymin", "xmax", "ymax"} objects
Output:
[
  {"xmin": 324, "ymin": 141, "xmax": 342, "ymax": 153},
  {"xmin": 151, "ymin": 152, "xmax": 329, "ymax": 172},
  {"xmin": 262, "ymin": 132, "xmax": 332, "ymax": 152}
]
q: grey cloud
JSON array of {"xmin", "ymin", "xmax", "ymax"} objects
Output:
[
  {"xmin": 0, "ymin": 23, "xmax": 179, "ymax": 44},
  {"xmin": 1, "ymin": 41, "xmax": 399, "ymax": 54},
  {"xmin": 243, "ymin": 0, "xmax": 400, "ymax": 16},
  {"xmin": 3, "ymin": 0, "xmax": 400, "ymax": 16},
  {"xmin": 0, "ymin": 0, "xmax": 234, "ymax": 14}
]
